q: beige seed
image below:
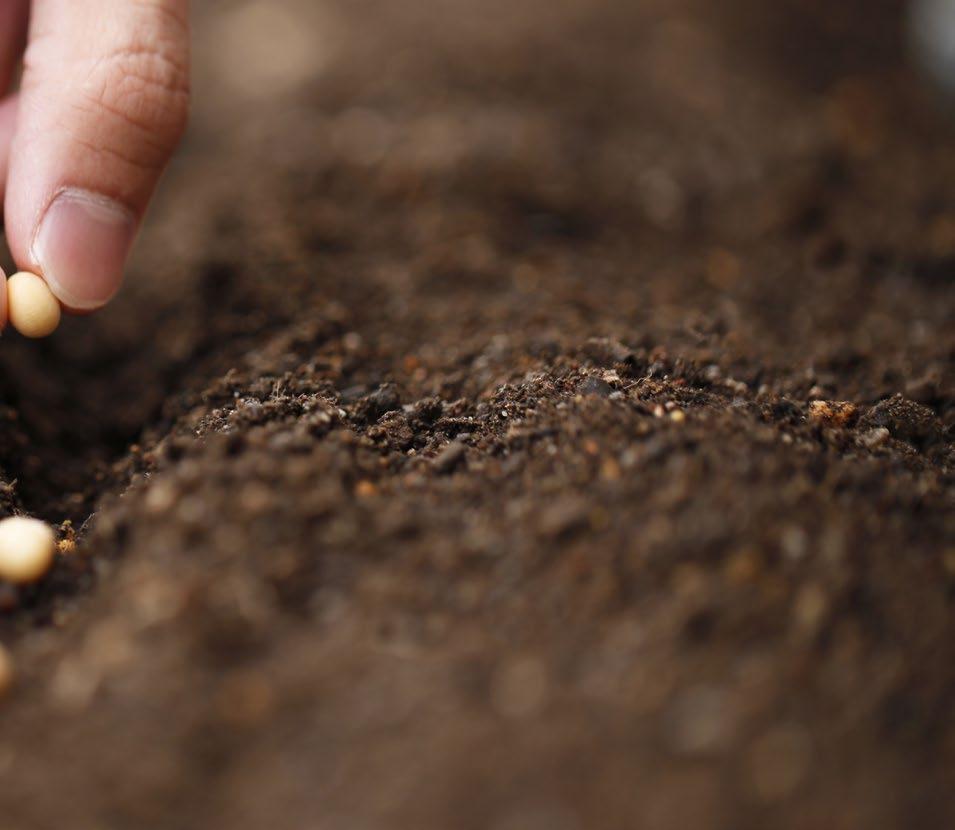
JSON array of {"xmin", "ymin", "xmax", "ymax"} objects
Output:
[
  {"xmin": 7, "ymin": 272, "xmax": 61, "ymax": 338},
  {"xmin": 0, "ymin": 517, "xmax": 56, "ymax": 584}
]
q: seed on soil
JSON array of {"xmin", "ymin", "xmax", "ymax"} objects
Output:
[
  {"xmin": 0, "ymin": 517, "xmax": 57, "ymax": 584},
  {"xmin": 6, "ymin": 272, "xmax": 61, "ymax": 338}
]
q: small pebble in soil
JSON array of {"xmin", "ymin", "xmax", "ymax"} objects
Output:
[
  {"xmin": 859, "ymin": 427, "xmax": 890, "ymax": 450},
  {"xmin": 6, "ymin": 272, "xmax": 61, "ymax": 338},
  {"xmin": 0, "ymin": 517, "xmax": 57, "ymax": 584}
]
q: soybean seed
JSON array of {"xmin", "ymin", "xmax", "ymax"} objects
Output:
[
  {"xmin": 0, "ymin": 517, "xmax": 56, "ymax": 584},
  {"xmin": 7, "ymin": 272, "xmax": 61, "ymax": 339}
]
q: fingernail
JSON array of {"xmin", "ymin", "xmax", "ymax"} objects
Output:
[{"xmin": 32, "ymin": 189, "xmax": 136, "ymax": 310}]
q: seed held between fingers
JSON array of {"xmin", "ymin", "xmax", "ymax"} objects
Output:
[
  {"xmin": 7, "ymin": 272, "xmax": 62, "ymax": 338},
  {"xmin": 0, "ymin": 517, "xmax": 57, "ymax": 584}
]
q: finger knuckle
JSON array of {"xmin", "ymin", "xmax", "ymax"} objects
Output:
[{"xmin": 83, "ymin": 18, "xmax": 190, "ymax": 157}]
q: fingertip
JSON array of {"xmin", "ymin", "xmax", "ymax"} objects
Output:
[{"xmin": 32, "ymin": 189, "xmax": 135, "ymax": 311}]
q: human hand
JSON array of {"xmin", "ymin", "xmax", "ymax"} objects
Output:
[{"xmin": 0, "ymin": 0, "xmax": 190, "ymax": 328}]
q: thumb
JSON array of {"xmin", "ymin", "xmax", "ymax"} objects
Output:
[{"xmin": 5, "ymin": 0, "xmax": 189, "ymax": 311}]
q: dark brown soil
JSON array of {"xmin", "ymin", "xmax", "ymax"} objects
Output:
[{"xmin": 1, "ymin": 0, "xmax": 953, "ymax": 827}]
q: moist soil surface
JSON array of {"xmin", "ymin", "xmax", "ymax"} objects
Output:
[{"xmin": 0, "ymin": 1, "xmax": 954, "ymax": 828}]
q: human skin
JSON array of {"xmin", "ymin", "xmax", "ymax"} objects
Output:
[{"xmin": 0, "ymin": 0, "xmax": 190, "ymax": 327}]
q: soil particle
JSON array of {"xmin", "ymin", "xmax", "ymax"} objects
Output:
[
  {"xmin": 808, "ymin": 399, "xmax": 859, "ymax": 428},
  {"xmin": 576, "ymin": 376, "xmax": 614, "ymax": 398},
  {"xmin": 858, "ymin": 394, "xmax": 944, "ymax": 448},
  {"xmin": 356, "ymin": 383, "xmax": 402, "ymax": 424},
  {"xmin": 431, "ymin": 440, "xmax": 468, "ymax": 474},
  {"xmin": 579, "ymin": 337, "xmax": 641, "ymax": 373}
]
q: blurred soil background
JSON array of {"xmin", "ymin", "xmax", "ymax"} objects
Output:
[{"xmin": 0, "ymin": 0, "xmax": 953, "ymax": 827}]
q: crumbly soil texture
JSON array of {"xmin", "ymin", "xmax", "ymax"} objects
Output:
[{"xmin": 0, "ymin": 1, "xmax": 954, "ymax": 828}]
